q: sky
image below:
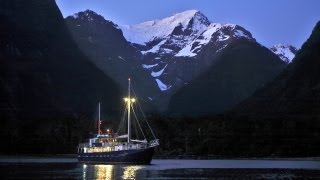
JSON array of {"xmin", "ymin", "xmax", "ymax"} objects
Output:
[{"xmin": 56, "ymin": 0, "xmax": 320, "ymax": 48}]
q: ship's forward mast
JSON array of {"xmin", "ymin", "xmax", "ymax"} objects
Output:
[
  {"xmin": 124, "ymin": 78, "xmax": 135, "ymax": 143},
  {"xmin": 120, "ymin": 78, "xmax": 159, "ymax": 147}
]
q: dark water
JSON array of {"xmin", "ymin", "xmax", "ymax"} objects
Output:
[{"xmin": 0, "ymin": 159, "xmax": 320, "ymax": 179}]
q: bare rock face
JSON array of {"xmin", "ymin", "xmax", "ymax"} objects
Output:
[
  {"xmin": 236, "ymin": 21, "xmax": 320, "ymax": 116},
  {"xmin": 0, "ymin": 0, "xmax": 121, "ymax": 121}
]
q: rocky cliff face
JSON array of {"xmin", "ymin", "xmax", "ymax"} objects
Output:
[
  {"xmin": 0, "ymin": 0, "xmax": 121, "ymax": 121},
  {"xmin": 168, "ymin": 39, "xmax": 286, "ymax": 115},
  {"xmin": 65, "ymin": 10, "xmax": 160, "ymax": 112},
  {"xmin": 235, "ymin": 21, "xmax": 320, "ymax": 116}
]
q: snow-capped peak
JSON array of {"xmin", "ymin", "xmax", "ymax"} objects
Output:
[
  {"xmin": 118, "ymin": 10, "xmax": 255, "ymax": 92},
  {"xmin": 270, "ymin": 44, "xmax": 298, "ymax": 63},
  {"xmin": 120, "ymin": 10, "xmax": 209, "ymax": 45},
  {"xmin": 170, "ymin": 10, "xmax": 210, "ymax": 27},
  {"xmin": 173, "ymin": 9, "xmax": 199, "ymax": 18}
]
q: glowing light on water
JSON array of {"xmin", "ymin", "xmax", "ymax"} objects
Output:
[
  {"xmin": 82, "ymin": 164, "xmax": 87, "ymax": 179},
  {"xmin": 122, "ymin": 166, "xmax": 143, "ymax": 179},
  {"xmin": 95, "ymin": 165, "xmax": 114, "ymax": 179}
]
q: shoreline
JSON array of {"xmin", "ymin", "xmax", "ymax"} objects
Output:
[
  {"xmin": 0, "ymin": 158, "xmax": 319, "ymax": 170},
  {"xmin": 0, "ymin": 154, "xmax": 320, "ymax": 163}
]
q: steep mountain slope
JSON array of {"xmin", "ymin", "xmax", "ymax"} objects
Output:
[
  {"xmin": 168, "ymin": 39, "xmax": 286, "ymax": 115},
  {"xmin": 236, "ymin": 21, "xmax": 320, "ymax": 116},
  {"xmin": 0, "ymin": 0, "xmax": 121, "ymax": 121},
  {"xmin": 65, "ymin": 10, "xmax": 160, "ymax": 112},
  {"xmin": 66, "ymin": 9, "xmax": 287, "ymax": 113},
  {"xmin": 270, "ymin": 44, "xmax": 298, "ymax": 63}
]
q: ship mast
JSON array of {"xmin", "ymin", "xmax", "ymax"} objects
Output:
[
  {"xmin": 128, "ymin": 78, "xmax": 131, "ymax": 143},
  {"xmin": 124, "ymin": 78, "xmax": 135, "ymax": 143},
  {"xmin": 98, "ymin": 102, "xmax": 101, "ymax": 136}
]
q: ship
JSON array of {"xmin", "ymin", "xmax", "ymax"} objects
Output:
[{"xmin": 77, "ymin": 78, "xmax": 159, "ymax": 164}]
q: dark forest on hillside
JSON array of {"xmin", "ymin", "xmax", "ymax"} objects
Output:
[{"xmin": 1, "ymin": 114, "xmax": 319, "ymax": 157}]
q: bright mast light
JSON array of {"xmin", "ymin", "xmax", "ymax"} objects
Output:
[{"xmin": 124, "ymin": 97, "xmax": 135, "ymax": 103}]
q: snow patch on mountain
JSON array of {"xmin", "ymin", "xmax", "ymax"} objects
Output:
[
  {"xmin": 270, "ymin": 44, "xmax": 297, "ymax": 63},
  {"xmin": 234, "ymin": 30, "xmax": 250, "ymax": 39},
  {"xmin": 218, "ymin": 33, "xmax": 230, "ymax": 41},
  {"xmin": 175, "ymin": 44, "xmax": 197, "ymax": 57},
  {"xmin": 142, "ymin": 63, "xmax": 159, "ymax": 69},
  {"xmin": 72, "ymin": 14, "xmax": 79, "ymax": 19},
  {"xmin": 155, "ymin": 79, "xmax": 171, "ymax": 91},
  {"xmin": 202, "ymin": 24, "xmax": 222, "ymax": 41},
  {"xmin": 161, "ymin": 48, "xmax": 174, "ymax": 54},
  {"xmin": 141, "ymin": 40, "xmax": 166, "ymax": 54},
  {"xmin": 118, "ymin": 56, "xmax": 125, "ymax": 60},
  {"xmin": 151, "ymin": 64, "xmax": 168, "ymax": 77}
]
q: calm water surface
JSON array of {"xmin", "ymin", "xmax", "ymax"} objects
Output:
[{"xmin": 0, "ymin": 158, "xmax": 319, "ymax": 179}]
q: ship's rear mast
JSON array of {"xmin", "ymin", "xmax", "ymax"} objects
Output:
[{"xmin": 98, "ymin": 102, "xmax": 101, "ymax": 136}]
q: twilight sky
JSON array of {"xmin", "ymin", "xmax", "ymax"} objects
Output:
[{"xmin": 56, "ymin": 0, "xmax": 320, "ymax": 48}]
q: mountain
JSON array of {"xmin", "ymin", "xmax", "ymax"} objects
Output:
[
  {"xmin": 270, "ymin": 44, "xmax": 298, "ymax": 63},
  {"xmin": 168, "ymin": 39, "xmax": 286, "ymax": 115},
  {"xmin": 121, "ymin": 10, "xmax": 257, "ymax": 94},
  {"xmin": 0, "ymin": 1, "xmax": 121, "ymax": 121},
  {"xmin": 235, "ymin": 21, "xmax": 320, "ymax": 116},
  {"xmin": 66, "ymin": 9, "xmax": 286, "ymax": 113},
  {"xmin": 65, "ymin": 10, "xmax": 160, "ymax": 112}
]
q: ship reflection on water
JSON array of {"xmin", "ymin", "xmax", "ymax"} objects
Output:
[
  {"xmin": 0, "ymin": 159, "xmax": 319, "ymax": 179},
  {"xmin": 82, "ymin": 164, "xmax": 144, "ymax": 179}
]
